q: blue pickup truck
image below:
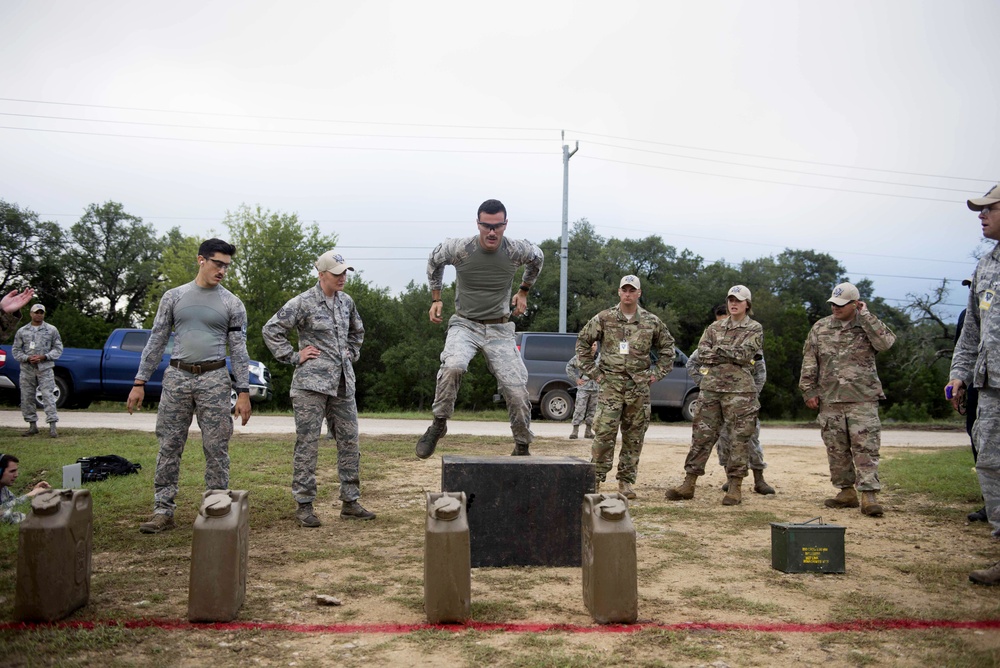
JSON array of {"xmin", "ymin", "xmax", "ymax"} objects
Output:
[{"xmin": 0, "ymin": 328, "xmax": 272, "ymax": 409}]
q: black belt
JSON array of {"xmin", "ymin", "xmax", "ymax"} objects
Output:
[
  {"xmin": 170, "ymin": 359, "xmax": 226, "ymax": 374},
  {"xmin": 463, "ymin": 315, "xmax": 509, "ymax": 325}
]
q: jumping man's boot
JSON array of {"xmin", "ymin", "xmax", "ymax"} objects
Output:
[
  {"xmin": 824, "ymin": 487, "xmax": 860, "ymax": 509},
  {"xmin": 665, "ymin": 473, "xmax": 698, "ymax": 500},
  {"xmin": 722, "ymin": 477, "xmax": 743, "ymax": 506},
  {"xmin": 752, "ymin": 469, "xmax": 775, "ymax": 495},
  {"xmin": 860, "ymin": 491, "xmax": 884, "ymax": 517},
  {"xmin": 416, "ymin": 417, "xmax": 448, "ymax": 459}
]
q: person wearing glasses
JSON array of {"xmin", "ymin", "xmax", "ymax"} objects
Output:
[
  {"xmin": 127, "ymin": 238, "xmax": 252, "ymax": 534},
  {"xmin": 947, "ymin": 184, "xmax": 1000, "ymax": 585},
  {"xmin": 263, "ymin": 250, "xmax": 375, "ymax": 526},
  {"xmin": 799, "ymin": 282, "xmax": 896, "ymax": 518},
  {"xmin": 416, "ymin": 199, "xmax": 543, "ymax": 459}
]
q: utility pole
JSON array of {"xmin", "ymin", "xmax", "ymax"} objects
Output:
[{"xmin": 559, "ymin": 131, "xmax": 579, "ymax": 333}]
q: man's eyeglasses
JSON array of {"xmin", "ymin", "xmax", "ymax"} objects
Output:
[
  {"xmin": 207, "ymin": 258, "xmax": 231, "ymax": 272},
  {"xmin": 982, "ymin": 205, "xmax": 996, "ymax": 214},
  {"xmin": 477, "ymin": 221, "xmax": 507, "ymax": 232}
]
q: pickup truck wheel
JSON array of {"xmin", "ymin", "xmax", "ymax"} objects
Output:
[
  {"xmin": 230, "ymin": 389, "xmax": 238, "ymax": 410},
  {"xmin": 681, "ymin": 392, "xmax": 698, "ymax": 422},
  {"xmin": 36, "ymin": 375, "xmax": 70, "ymax": 409},
  {"xmin": 540, "ymin": 388, "xmax": 574, "ymax": 421}
]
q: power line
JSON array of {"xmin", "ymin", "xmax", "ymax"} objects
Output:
[{"xmin": 579, "ymin": 155, "xmax": 962, "ymax": 204}]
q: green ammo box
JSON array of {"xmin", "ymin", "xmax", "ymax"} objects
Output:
[{"xmin": 770, "ymin": 518, "xmax": 845, "ymax": 574}]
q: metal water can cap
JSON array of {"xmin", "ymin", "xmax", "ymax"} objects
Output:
[
  {"xmin": 598, "ymin": 498, "xmax": 628, "ymax": 521},
  {"xmin": 202, "ymin": 492, "xmax": 233, "ymax": 517},
  {"xmin": 431, "ymin": 496, "xmax": 463, "ymax": 521}
]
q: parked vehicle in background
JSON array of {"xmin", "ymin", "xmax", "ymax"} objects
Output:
[
  {"xmin": 0, "ymin": 328, "xmax": 272, "ymax": 409},
  {"xmin": 504, "ymin": 332, "xmax": 698, "ymax": 421}
]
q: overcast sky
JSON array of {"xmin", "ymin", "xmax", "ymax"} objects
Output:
[{"xmin": 1, "ymin": 0, "xmax": 996, "ymax": 319}]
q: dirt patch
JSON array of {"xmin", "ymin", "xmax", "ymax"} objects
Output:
[{"xmin": 4, "ymin": 434, "xmax": 1000, "ymax": 667}]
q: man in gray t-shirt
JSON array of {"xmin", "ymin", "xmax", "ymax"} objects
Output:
[
  {"xmin": 416, "ymin": 199, "xmax": 543, "ymax": 459},
  {"xmin": 127, "ymin": 238, "xmax": 251, "ymax": 534}
]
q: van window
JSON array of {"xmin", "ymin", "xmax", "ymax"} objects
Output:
[{"xmin": 523, "ymin": 336, "xmax": 576, "ymax": 362}]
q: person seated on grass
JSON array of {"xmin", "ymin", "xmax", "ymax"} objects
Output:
[{"xmin": 0, "ymin": 453, "xmax": 52, "ymax": 524}]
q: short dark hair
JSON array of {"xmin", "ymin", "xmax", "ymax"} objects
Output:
[
  {"xmin": 0, "ymin": 453, "xmax": 19, "ymax": 475},
  {"xmin": 198, "ymin": 238, "xmax": 236, "ymax": 258},
  {"xmin": 477, "ymin": 199, "xmax": 507, "ymax": 220},
  {"xmin": 712, "ymin": 304, "xmax": 728, "ymax": 318}
]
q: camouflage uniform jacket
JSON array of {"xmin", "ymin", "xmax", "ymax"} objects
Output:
[
  {"xmin": 136, "ymin": 281, "xmax": 250, "ymax": 388},
  {"xmin": 576, "ymin": 305, "xmax": 676, "ymax": 385},
  {"xmin": 951, "ymin": 241, "xmax": 1000, "ymax": 389},
  {"xmin": 688, "ymin": 347, "xmax": 766, "ymax": 394},
  {"xmin": 566, "ymin": 354, "xmax": 600, "ymax": 392},
  {"xmin": 0, "ymin": 486, "xmax": 29, "ymax": 524},
  {"xmin": 0, "ymin": 311, "xmax": 20, "ymax": 342},
  {"xmin": 262, "ymin": 283, "xmax": 364, "ymax": 398},
  {"xmin": 11, "ymin": 322, "xmax": 63, "ymax": 371},
  {"xmin": 427, "ymin": 236, "xmax": 543, "ymax": 320},
  {"xmin": 695, "ymin": 316, "xmax": 763, "ymax": 394},
  {"xmin": 799, "ymin": 310, "xmax": 896, "ymax": 403}
]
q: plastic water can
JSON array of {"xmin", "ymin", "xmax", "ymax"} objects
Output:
[
  {"xmin": 188, "ymin": 489, "xmax": 250, "ymax": 622},
  {"xmin": 424, "ymin": 491, "xmax": 470, "ymax": 623},
  {"xmin": 581, "ymin": 493, "xmax": 637, "ymax": 624},
  {"xmin": 15, "ymin": 489, "xmax": 93, "ymax": 622}
]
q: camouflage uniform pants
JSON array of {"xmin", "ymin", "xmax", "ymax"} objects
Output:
[
  {"xmin": 716, "ymin": 415, "xmax": 766, "ymax": 470},
  {"xmin": 683, "ymin": 390, "xmax": 759, "ymax": 478},
  {"xmin": 291, "ymin": 388, "xmax": 360, "ymax": 504},
  {"xmin": 973, "ymin": 388, "xmax": 1000, "ymax": 537},
  {"xmin": 818, "ymin": 401, "xmax": 881, "ymax": 492},
  {"xmin": 19, "ymin": 365, "xmax": 58, "ymax": 424},
  {"xmin": 591, "ymin": 377, "xmax": 650, "ymax": 484},
  {"xmin": 431, "ymin": 316, "xmax": 532, "ymax": 445},
  {"xmin": 152, "ymin": 366, "xmax": 233, "ymax": 516},
  {"xmin": 572, "ymin": 386, "xmax": 599, "ymax": 427}
]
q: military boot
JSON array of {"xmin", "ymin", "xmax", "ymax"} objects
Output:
[
  {"xmin": 969, "ymin": 561, "xmax": 1000, "ymax": 586},
  {"xmin": 22, "ymin": 422, "xmax": 38, "ymax": 437},
  {"xmin": 860, "ymin": 491, "xmax": 884, "ymax": 517},
  {"xmin": 584, "ymin": 424, "xmax": 594, "ymax": 439},
  {"xmin": 968, "ymin": 506, "xmax": 988, "ymax": 522},
  {"xmin": 511, "ymin": 442, "xmax": 531, "ymax": 456},
  {"xmin": 341, "ymin": 500, "xmax": 376, "ymax": 520},
  {"xmin": 665, "ymin": 473, "xmax": 698, "ymax": 500},
  {"xmin": 722, "ymin": 477, "xmax": 743, "ymax": 506},
  {"xmin": 752, "ymin": 469, "xmax": 775, "ymax": 495},
  {"xmin": 569, "ymin": 425, "xmax": 580, "ymax": 439},
  {"xmin": 618, "ymin": 480, "xmax": 637, "ymax": 500},
  {"xmin": 296, "ymin": 503, "xmax": 321, "ymax": 528},
  {"xmin": 48, "ymin": 423, "xmax": 58, "ymax": 438},
  {"xmin": 139, "ymin": 513, "xmax": 175, "ymax": 534},
  {"xmin": 824, "ymin": 487, "xmax": 859, "ymax": 509},
  {"xmin": 415, "ymin": 417, "xmax": 448, "ymax": 459}
]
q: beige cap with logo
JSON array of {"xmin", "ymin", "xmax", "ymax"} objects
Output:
[
  {"xmin": 315, "ymin": 250, "xmax": 354, "ymax": 275},
  {"xmin": 827, "ymin": 282, "xmax": 860, "ymax": 306},
  {"xmin": 30, "ymin": 304, "xmax": 45, "ymax": 313},
  {"xmin": 620, "ymin": 275, "xmax": 641, "ymax": 289},
  {"xmin": 727, "ymin": 285, "xmax": 751, "ymax": 302},
  {"xmin": 968, "ymin": 184, "xmax": 1000, "ymax": 211}
]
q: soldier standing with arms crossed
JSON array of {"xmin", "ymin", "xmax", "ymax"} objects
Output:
[
  {"xmin": 800, "ymin": 282, "xmax": 895, "ymax": 518},
  {"xmin": 128, "ymin": 239, "xmax": 252, "ymax": 534},
  {"xmin": 11, "ymin": 304, "xmax": 63, "ymax": 438},
  {"xmin": 416, "ymin": 199, "xmax": 543, "ymax": 459},
  {"xmin": 263, "ymin": 250, "xmax": 374, "ymax": 527},
  {"xmin": 576, "ymin": 275, "xmax": 675, "ymax": 500},
  {"xmin": 947, "ymin": 184, "xmax": 1000, "ymax": 585}
]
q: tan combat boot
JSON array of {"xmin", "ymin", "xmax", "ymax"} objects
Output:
[
  {"xmin": 665, "ymin": 473, "xmax": 697, "ymax": 500},
  {"xmin": 860, "ymin": 491, "xmax": 884, "ymax": 517},
  {"xmin": 569, "ymin": 425, "xmax": 580, "ymax": 439},
  {"xmin": 618, "ymin": 480, "xmax": 637, "ymax": 500},
  {"xmin": 824, "ymin": 487, "xmax": 859, "ymax": 509},
  {"xmin": 969, "ymin": 561, "xmax": 1000, "ymax": 586},
  {"xmin": 722, "ymin": 477, "xmax": 743, "ymax": 506},
  {"xmin": 752, "ymin": 469, "xmax": 775, "ymax": 495},
  {"xmin": 584, "ymin": 424, "xmax": 595, "ymax": 439}
]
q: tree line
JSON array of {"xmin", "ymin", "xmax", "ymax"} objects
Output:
[{"xmin": 1, "ymin": 199, "xmax": 960, "ymax": 420}]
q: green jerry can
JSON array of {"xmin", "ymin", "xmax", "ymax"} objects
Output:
[
  {"xmin": 188, "ymin": 489, "xmax": 250, "ymax": 622},
  {"xmin": 15, "ymin": 489, "xmax": 93, "ymax": 622},
  {"xmin": 424, "ymin": 491, "xmax": 471, "ymax": 624},
  {"xmin": 582, "ymin": 493, "xmax": 637, "ymax": 624},
  {"xmin": 770, "ymin": 517, "xmax": 845, "ymax": 574}
]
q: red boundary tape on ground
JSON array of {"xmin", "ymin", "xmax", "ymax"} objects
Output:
[{"xmin": 2, "ymin": 618, "xmax": 1000, "ymax": 634}]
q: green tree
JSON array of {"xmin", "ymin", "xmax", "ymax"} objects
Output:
[
  {"xmin": 65, "ymin": 201, "xmax": 163, "ymax": 325},
  {"xmin": 0, "ymin": 200, "xmax": 66, "ymax": 306},
  {"xmin": 223, "ymin": 204, "xmax": 337, "ymax": 403},
  {"xmin": 142, "ymin": 227, "xmax": 203, "ymax": 327}
]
